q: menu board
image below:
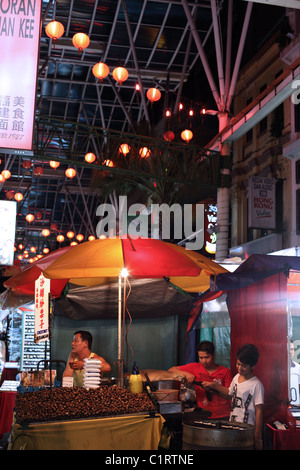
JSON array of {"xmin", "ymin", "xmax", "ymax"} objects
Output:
[{"xmin": 21, "ymin": 311, "xmax": 49, "ymax": 371}]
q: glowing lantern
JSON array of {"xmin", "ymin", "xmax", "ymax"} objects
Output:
[
  {"xmin": 0, "ymin": 175, "xmax": 4, "ymax": 183},
  {"xmin": 119, "ymin": 143, "xmax": 130, "ymax": 155},
  {"xmin": 163, "ymin": 130, "xmax": 175, "ymax": 141},
  {"xmin": 72, "ymin": 33, "xmax": 90, "ymax": 53},
  {"xmin": 30, "ymin": 247, "xmax": 36, "ymax": 253},
  {"xmin": 28, "ymin": 259, "xmax": 34, "ymax": 263},
  {"xmin": 84, "ymin": 152, "xmax": 96, "ymax": 163},
  {"xmin": 181, "ymin": 129, "xmax": 193, "ymax": 143},
  {"xmin": 50, "ymin": 223, "xmax": 58, "ymax": 231},
  {"xmin": 6, "ymin": 190, "xmax": 14, "ymax": 200},
  {"xmin": 14, "ymin": 192, "xmax": 23, "ymax": 202},
  {"xmin": 22, "ymin": 160, "xmax": 32, "ymax": 169},
  {"xmin": 92, "ymin": 62, "xmax": 110, "ymax": 82},
  {"xmin": 34, "ymin": 166, "xmax": 43, "ymax": 176},
  {"xmin": 18, "ymin": 244, "xmax": 24, "ymax": 250},
  {"xmin": 67, "ymin": 231, "xmax": 74, "ymax": 239},
  {"xmin": 76, "ymin": 234, "xmax": 84, "ymax": 242},
  {"xmin": 25, "ymin": 214, "xmax": 34, "ymax": 223},
  {"xmin": 65, "ymin": 168, "xmax": 76, "ymax": 179},
  {"xmin": 2, "ymin": 170, "xmax": 11, "ymax": 180},
  {"xmin": 49, "ymin": 161, "xmax": 60, "ymax": 169},
  {"xmin": 103, "ymin": 159, "xmax": 114, "ymax": 167},
  {"xmin": 45, "ymin": 21, "xmax": 64, "ymax": 44},
  {"xmin": 43, "ymin": 247, "xmax": 50, "ymax": 254},
  {"xmin": 139, "ymin": 147, "xmax": 151, "ymax": 158},
  {"xmin": 42, "ymin": 229, "xmax": 50, "ymax": 237},
  {"xmin": 70, "ymin": 241, "xmax": 78, "ymax": 246},
  {"xmin": 57, "ymin": 235, "xmax": 65, "ymax": 243},
  {"xmin": 146, "ymin": 88, "xmax": 161, "ymax": 103},
  {"xmin": 88, "ymin": 235, "xmax": 96, "ymax": 241},
  {"xmin": 23, "ymin": 252, "xmax": 29, "ymax": 259},
  {"xmin": 17, "ymin": 255, "xmax": 23, "ymax": 260},
  {"xmin": 112, "ymin": 66, "xmax": 128, "ymax": 85}
]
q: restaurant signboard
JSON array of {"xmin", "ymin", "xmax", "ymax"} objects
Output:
[
  {"xmin": 0, "ymin": 0, "xmax": 42, "ymax": 153},
  {"xmin": 34, "ymin": 273, "xmax": 50, "ymax": 343},
  {"xmin": 248, "ymin": 176, "xmax": 276, "ymax": 230}
]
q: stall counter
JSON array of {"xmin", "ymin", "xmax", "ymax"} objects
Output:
[{"xmin": 9, "ymin": 413, "xmax": 165, "ymax": 450}]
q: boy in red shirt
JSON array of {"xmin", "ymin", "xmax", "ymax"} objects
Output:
[{"xmin": 169, "ymin": 341, "xmax": 232, "ymax": 419}]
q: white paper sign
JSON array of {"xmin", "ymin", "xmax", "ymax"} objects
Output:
[
  {"xmin": 34, "ymin": 273, "xmax": 50, "ymax": 343},
  {"xmin": 248, "ymin": 176, "xmax": 276, "ymax": 229}
]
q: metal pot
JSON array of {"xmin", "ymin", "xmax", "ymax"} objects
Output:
[
  {"xmin": 182, "ymin": 419, "xmax": 255, "ymax": 450},
  {"xmin": 152, "ymin": 380, "xmax": 181, "ymax": 391}
]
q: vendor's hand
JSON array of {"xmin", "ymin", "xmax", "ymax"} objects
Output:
[
  {"xmin": 201, "ymin": 381, "xmax": 214, "ymax": 390},
  {"xmin": 184, "ymin": 372, "xmax": 195, "ymax": 383},
  {"xmin": 69, "ymin": 360, "xmax": 84, "ymax": 370}
]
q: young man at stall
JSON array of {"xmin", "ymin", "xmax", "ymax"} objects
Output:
[
  {"xmin": 63, "ymin": 330, "xmax": 111, "ymax": 386},
  {"xmin": 202, "ymin": 343, "xmax": 264, "ymax": 450},
  {"xmin": 168, "ymin": 340, "xmax": 232, "ymax": 419}
]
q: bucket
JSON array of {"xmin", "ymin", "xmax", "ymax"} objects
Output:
[
  {"xmin": 153, "ymin": 389, "xmax": 179, "ymax": 402},
  {"xmin": 182, "ymin": 420, "xmax": 254, "ymax": 450}
]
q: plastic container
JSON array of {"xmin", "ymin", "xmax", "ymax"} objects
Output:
[{"xmin": 129, "ymin": 362, "xmax": 143, "ymax": 394}]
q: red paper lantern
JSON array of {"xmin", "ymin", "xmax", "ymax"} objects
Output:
[
  {"xmin": 146, "ymin": 88, "xmax": 161, "ymax": 103},
  {"xmin": 163, "ymin": 130, "xmax": 175, "ymax": 141},
  {"xmin": 84, "ymin": 152, "xmax": 96, "ymax": 163},
  {"xmin": 112, "ymin": 67, "xmax": 128, "ymax": 85},
  {"xmin": 49, "ymin": 161, "xmax": 60, "ymax": 169},
  {"xmin": 72, "ymin": 33, "xmax": 90, "ymax": 53},
  {"xmin": 139, "ymin": 147, "xmax": 151, "ymax": 158},
  {"xmin": 34, "ymin": 166, "xmax": 43, "ymax": 176},
  {"xmin": 65, "ymin": 168, "xmax": 76, "ymax": 179},
  {"xmin": 6, "ymin": 190, "xmax": 14, "ymax": 200},
  {"xmin": 119, "ymin": 143, "xmax": 130, "ymax": 155},
  {"xmin": 57, "ymin": 235, "xmax": 65, "ymax": 243},
  {"xmin": 22, "ymin": 160, "xmax": 32, "ymax": 169},
  {"xmin": 42, "ymin": 229, "xmax": 50, "ymax": 237},
  {"xmin": 181, "ymin": 129, "xmax": 193, "ymax": 143},
  {"xmin": 1, "ymin": 170, "xmax": 11, "ymax": 180},
  {"xmin": 26, "ymin": 214, "xmax": 34, "ymax": 223},
  {"xmin": 45, "ymin": 21, "xmax": 64, "ymax": 44},
  {"xmin": 92, "ymin": 62, "xmax": 110, "ymax": 82},
  {"xmin": 14, "ymin": 192, "xmax": 23, "ymax": 202}
]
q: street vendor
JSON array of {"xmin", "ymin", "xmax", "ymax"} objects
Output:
[
  {"xmin": 63, "ymin": 330, "xmax": 111, "ymax": 386},
  {"xmin": 169, "ymin": 340, "xmax": 232, "ymax": 419}
]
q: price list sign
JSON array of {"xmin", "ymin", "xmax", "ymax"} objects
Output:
[
  {"xmin": 0, "ymin": 0, "xmax": 42, "ymax": 152},
  {"xmin": 34, "ymin": 273, "xmax": 50, "ymax": 343}
]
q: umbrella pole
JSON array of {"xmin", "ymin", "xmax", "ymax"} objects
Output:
[{"xmin": 117, "ymin": 275, "xmax": 124, "ymax": 387}]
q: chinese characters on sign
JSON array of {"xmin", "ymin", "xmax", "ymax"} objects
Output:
[
  {"xmin": 248, "ymin": 176, "xmax": 276, "ymax": 230},
  {"xmin": 34, "ymin": 273, "xmax": 50, "ymax": 343},
  {"xmin": 0, "ymin": 0, "xmax": 42, "ymax": 151}
]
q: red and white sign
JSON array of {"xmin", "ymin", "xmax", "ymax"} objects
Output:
[
  {"xmin": 0, "ymin": 0, "xmax": 42, "ymax": 152},
  {"xmin": 34, "ymin": 273, "xmax": 50, "ymax": 343},
  {"xmin": 248, "ymin": 176, "xmax": 276, "ymax": 229}
]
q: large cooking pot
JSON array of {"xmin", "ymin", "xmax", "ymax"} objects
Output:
[
  {"xmin": 182, "ymin": 419, "xmax": 254, "ymax": 450},
  {"xmin": 151, "ymin": 380, "xmax": 181, "ymax": 391}
]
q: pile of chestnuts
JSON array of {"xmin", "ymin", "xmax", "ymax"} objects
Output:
[{"xmin": 15, "ymin": 385, "xmax": 157, "ymax": 425}]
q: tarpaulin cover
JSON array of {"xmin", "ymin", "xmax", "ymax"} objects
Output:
[
  {"xmin": 53, "ymin": 278, "xmax": 194, "ymax": 320},
  {"xmin": 227, "ymin": 270, "xmax": 295, "ymax": 426},
  {"xmin": 214, "ymin": 254, "xmax": 300, "ymax": 291}
]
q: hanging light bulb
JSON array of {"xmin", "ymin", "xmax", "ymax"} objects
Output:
[
  {"xmin": 65, "ymin": 168, "xmax": 76, "ymax": 179},
  {"xmin": 146, "ymin": 88, "xmax": 161, "ymax": 103},
  {"xmin": 88, "ymin": 235, "xmax": 96, "ymax": 241},
  {"xmin": 49, "ymin": 161, "xmax": 60, "ymax": 169},
  {"xmin": 67, "ymin": 231, "xmax": 74, "ymax": 239},
  {"xmin": 43, "ymin": 247, "xmax": 50, "ymax": 254},
  {"xmin": 45, "ymin": 21, "xmax": 64, "ymax": 45},
  {"xmin": 92, "ymin": 62, "xmax": 110, "ymax": 82},
  {"xmin": 30, "ymin": 246, "xmax": 36, "ymax": 253},
  {"xmin": 84, "ymin": 152, "xmax": 96, "ymax": 163},
  {"xmin": 112, "ymin": 66, "xmax": 128, "ymax": 85},
  {"xmin": 181, "ymin": 129, "xmax": 193, "ymax": 143},
  {"xmin": 72, "ymin": 32, "xmax": 90, "ymax": 53},
  {"xmin": 70, "ymin": 241, "xmax": 78, "ymax": 246},
  {"xmin": 76, "ymin": 234, "xmax": 84, "ymax": 242},
  {"xmin": 57, "ymin": 234, "xmax": 65, "ymax": 243}
]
